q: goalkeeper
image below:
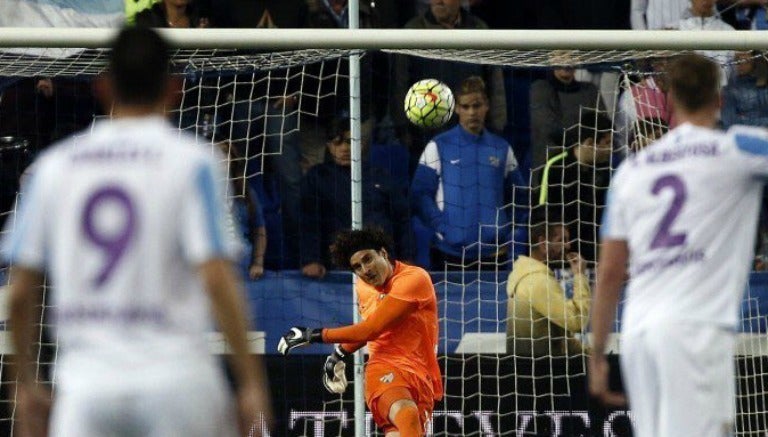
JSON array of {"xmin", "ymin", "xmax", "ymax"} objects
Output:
[{"xmin": 278, "ymin": 227, "xmax": 442, "ymax": 437}]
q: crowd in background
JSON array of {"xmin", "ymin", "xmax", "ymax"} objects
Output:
[{"xmin": 2, "ymin": 0, "xmax": 768, "ymax": 280}]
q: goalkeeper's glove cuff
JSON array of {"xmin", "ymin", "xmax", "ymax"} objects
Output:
[
  {"xmin": 332, "ymin": 344, "xmax": 348, "ymax": 361},
  {"xmin": 309, "ymin": 328, "xmax": 324, "ymax": 344}
]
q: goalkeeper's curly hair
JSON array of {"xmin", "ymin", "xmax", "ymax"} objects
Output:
[{"xmin": 330, "ymin": 227, "xmax": 394, "ymax": 270}]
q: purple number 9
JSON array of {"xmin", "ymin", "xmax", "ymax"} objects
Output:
[
  {"xmin": 82, "ymin": 186, "xmax": 136, "ymax": 287},
  {"xmin": 650, "ymin": 174, "xmax": 687, "ymax": 250}
]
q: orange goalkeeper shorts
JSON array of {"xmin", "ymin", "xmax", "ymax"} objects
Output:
[{"xmin": 365, "ymin": 362, "xmax": 434, "ymax": 434}]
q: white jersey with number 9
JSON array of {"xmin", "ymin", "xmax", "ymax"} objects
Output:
[{"xmin": 1, "ymin": 116, "xmax": 240, "ymax": 393}]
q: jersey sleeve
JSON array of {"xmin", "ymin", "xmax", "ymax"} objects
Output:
[
  {"xmin": 600, "ymin": 166, "xmax": 629, "ymax": 241},
  {"xmin": 0, "ymin": 159, "xmax": 51, "ymax": 270},
  {"xmin": 728, "ymin": 125, "xmax": 768, "ymax": 178},
  {"xmin": 178, "ymin": 155, "xmax": 241, "ymax": 265},
  {"xmin": 387, "ymin": 267, "xmax": 434, "ymax": 304}
]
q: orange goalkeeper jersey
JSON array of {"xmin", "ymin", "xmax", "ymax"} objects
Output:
[{"xmin": 357, "ymin": 261, "xmax": 443, "ymax": 400}]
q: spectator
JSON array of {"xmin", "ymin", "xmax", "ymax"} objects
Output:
[
  {"xmin": 721, "ymin": 51, "xmax": 768, "ymax": 129},
  {"xmin": 529, "ymin": 65, "xmax": 604, "ymax": 182},
  {"xmin": 135, "ymin": 0, "xmax": 210, "ymax": 28},
  {"xmin": 675, "ymin": 0, "xmax": 735, "ymax": 85},
  {"xmin": 721, "ymin": 0, "xmax": 768, "ymax": 30},
  {"xmin": 506, "ymin": 219, "xmax": 591, "ymax": 357},
  {"xmin": 410, "ymin": 76, "xmax": 524, "ymax": 269},
  {"xmin": 298, "ymin": 1, "xmax": 387, "ymax": 267},
  {"xmin": 631, "ymin": 0, "xmax": 690, "ymax": 29},
  {"xmin": 300, "ymin": 113, "xmax": 413, "ymax": 279},
  {"xmin": 537, "ymin": 110, "xmax": 613, "ymax": 264},
  {"xmin": 216, "ymin": 140, "xmax": 267, "ymax": 280},
  {"xmin": 214, "ymin": 3, "xmax": 307, "ymax": 270},
  {"xmin": 615, "ymin": 57, "xmax": 674, "ymax": 153},
  {"xmin": 303, "ymin": 0, "xmax": 399, "ymax": 136},
  {"xmin": 393, "ymin": 0, "xmax": 507, "ymax": 173}
]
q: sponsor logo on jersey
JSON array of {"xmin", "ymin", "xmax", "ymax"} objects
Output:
[{"xmin": 380, "ymin": 372, "xmax": 394, "ymax": 384}]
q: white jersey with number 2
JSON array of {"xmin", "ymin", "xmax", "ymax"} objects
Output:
[
  {"xmin": 602, "ymin": 122, "xmax": 768, "ymax": 334},
  {"xmin": 1, "ymin": 116, "xmax": 239, "ymax": 392}
]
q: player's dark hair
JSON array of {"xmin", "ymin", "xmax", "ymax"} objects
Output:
[
  {"xmin": 326, "ymin": 109, "xmax": 351, "ymax": 141},
  {"xmin": 528, "ymin": 207, "xmax": 565, "ymax": 247},
  {"xmin": 108, "ymin": 26, "xmax": 170, "ymax": 106},
  {"xmin": 667, "ymin": 53, "xmax": 720, "ymax": 113},
  {"xmin": 564, "ymin": 110, "xmax": 613, "ymax": 147},
  {"xmin": 330, "ymin": 227, "xmax": 394, "ymax": 270}
]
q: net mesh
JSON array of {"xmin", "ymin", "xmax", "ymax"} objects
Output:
[{"xmin": 1, "ymin": 44, "xmax": 768, "ymax": 436}]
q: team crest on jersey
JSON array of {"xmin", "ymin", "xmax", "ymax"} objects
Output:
[
  {"xmin": 380, "ymin": 372, "xmax": 394, "ymax": 384},
  {"xmin": 488, "ymin": 156, "xmax": 500, "ymax": 168}
]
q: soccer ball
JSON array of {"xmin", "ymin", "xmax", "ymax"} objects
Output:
[{"xmin": 404, "ymin": 79, "xmax": 455, "ymax": 129}]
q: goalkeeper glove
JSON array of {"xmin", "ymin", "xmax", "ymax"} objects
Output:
[
  {"xmin": 323, "ymin": 345, "xmax": 349, "ymax": 394},
  {"xmin": 277, "ymin": 327, "xmax": 323, "ymax": 355}
]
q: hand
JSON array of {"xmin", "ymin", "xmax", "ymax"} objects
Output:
[
  {"xmin": 236, "ymin": 384, "xmax": 273, "ymax": 437},
  {"xmin": 16, "ymin": 384, "xmax": 52, "ymax": 437},
  {"xmin": 277, "ymin": 327, "xmax": 322, "ymax": 355},
  {"xmin": 249, "ymin": 263, "xmax": 264, "ymax": 280},
  {"xmin": 588, "ymin": 355, "xmax": 626, "ymax": 407},
  {"xmin": 301, "ymin": 262, "xmax": 326, "ymax": 279},
  {"xmin": 323, "ymin": 345, "xmax": 349, "ymax": 394},
  {"xmin": 567, "ymin": 252, "xmax": 587, "ymax": 275},
  {"xmin": 272, "ymin": 95, "xmax": 298, "ymax": 110},
  {"xmin": 36, "ymin": 78, "xmax": 54, "ymax": 98}
]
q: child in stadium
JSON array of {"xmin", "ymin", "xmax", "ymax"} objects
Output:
[{"xmin": 278, "ymin": 227, "xmax": 442, "ymax": 437}]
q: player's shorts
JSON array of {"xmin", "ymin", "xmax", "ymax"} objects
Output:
[
  {"xmin": 620, "ymin": 322, "xmax": 735, "ymax": 437},
  {"xmin": 49, "ymin": 366, "xmax": 238, "ymax": 437},
  {"xmin": 365, "ymin": 362, "xmax": 434, "ymax": 434}
]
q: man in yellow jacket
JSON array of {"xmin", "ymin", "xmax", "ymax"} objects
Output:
[{"xmin": 507, "ymin": 220, "xmax": 591, "ymax": 357}]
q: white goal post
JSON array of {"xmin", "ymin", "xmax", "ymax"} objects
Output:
[{"xmin": 0, "ymin": 28, "xmax": 767, "ymax": 50}]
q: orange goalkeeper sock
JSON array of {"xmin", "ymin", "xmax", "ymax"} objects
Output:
[{"xmin": 393, "ymin": 404, "xmax": 422, "ymax": 437}]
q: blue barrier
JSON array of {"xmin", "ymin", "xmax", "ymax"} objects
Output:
[{"xmin": 248, "ymin": 271, "xmax": 768, "ymax": 354}]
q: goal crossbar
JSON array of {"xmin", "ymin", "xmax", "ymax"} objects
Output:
[{"xmin": 0, "ymin": 28, "xmax": 767, "ymax": 51}]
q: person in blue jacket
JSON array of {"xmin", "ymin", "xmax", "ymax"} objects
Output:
[{"xmin": 411, "ymin": 76, "xmax": 526, "ymax": 269}]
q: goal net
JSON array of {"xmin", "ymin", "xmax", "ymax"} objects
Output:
[{"xmin": 1, "ymin": 31, "xmax": 768, "ymax": 436}]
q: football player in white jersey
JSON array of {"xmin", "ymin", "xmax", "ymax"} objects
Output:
[
  {"xmin": 0, "ymin": 27, "xmax": 271, "ymax": 436},
  {"xmin": 589, "ymin": 53, "xmax": 768, "ymax": 436}
]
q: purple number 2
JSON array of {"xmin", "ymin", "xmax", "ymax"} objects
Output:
[
  {"xmin": 82, "ymin": 186, "xmax": 136, "ymax": 287},
  {"xmin": 650, "ymin": 174, "xmax": 687, "ymax": 249}
]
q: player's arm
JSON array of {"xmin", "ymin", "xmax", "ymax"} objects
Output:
[
  {"xmin": 198, "ymin": 258, "xmax": 272, "ymax": 431},
  {"xmin": 323, "ymin": 296, "xmax": 417, "ymax": 343},
  {"xmin": 199, "ymin": 259, "xmax": 261, "ymax": 389},
  {"xmin": 588, "ymin": 239, "xmax": 628, "ymax": 406},
  {"xmin": 590, "ymin": 240, "xmax": 626, "ymax": 355},
  {"xmin": 277, "ymin": 296, "xmax": 418, "ymax": 354},
  {"xmin": 7, "ymin": 266, "xmax": 51, "ymax": 436},
  {"xmin": 339, "ymin": 342, "xmax": 366, "ymax": 354},
  {"xmin": 7, "ymin": 266, "xmax": 45, "ymax": 387}
]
